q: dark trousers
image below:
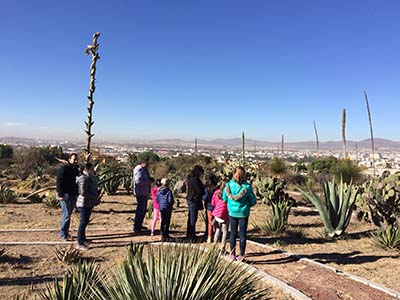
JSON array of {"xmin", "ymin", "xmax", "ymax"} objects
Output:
[
  {"xmin": 186, "ymin": 200, "xmax": 199, "ymax": 239},
  {"xmin": 160, "ymin": 209, "xmax": 172, "ymax": 238},
  {"xmin": 229, "ymin": 216, "xmax": 249, "ymax": 256},
  {"xmin": 78, "ymin": 207, "xmax": 92, "ymax": 245},
  {"xmin": 134, "ymin": 195, "xmax": 148, "ymax": 232}
]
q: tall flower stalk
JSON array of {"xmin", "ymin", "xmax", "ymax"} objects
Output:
[
  {"xmin": 84, "ymin": 32, "xmax": 100, "ymax": 163},
  {"xmin": 342, "ymin": 108, "xmax": 347, "ymax": 159},
  {"xmin": 364, "ymin": 91, "xmax": 376, "ymax": 176},
  {"xmin": 313, "ymin": 120, "xmax": 320, "ymax": 157}
]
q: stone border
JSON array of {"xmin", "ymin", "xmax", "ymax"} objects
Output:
[
  {"xmin": 247, "ymin": 239, "xmax": 400, "ymax": 300},
  {"xmin": 153, "ymin": 241, "xmax": 311, "ymax": 300}
]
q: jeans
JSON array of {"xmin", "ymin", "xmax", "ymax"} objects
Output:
[
  {"xmin": 160, "ymin": 209, "xmax": 172, "ymax": 238},
  {"xmin": 229, "ymin": 216, "xmax": 249, "ymax": 256},
  {"xmin": 186, "ymin": 200, "xmax": 199, "ymax": 239},
  {"xmin": 134, "ymin": 195, "xmax": 148, "ymax": 232},
  {"xmin": 78, "ymin": 207, "xmax": 92, "ymax": 245},
  {"xmin": 60, "ymin": 194, "xmax": 77, "ymax": 238}
]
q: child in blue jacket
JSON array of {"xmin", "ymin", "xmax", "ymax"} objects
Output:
[{"xmin": 156, "ymin": 178, "xmax": 174, "ymax": 241}]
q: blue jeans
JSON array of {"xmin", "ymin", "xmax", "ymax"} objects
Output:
[
  {"xmin": 229, "ymin": 216, "xmax": 249, "ymax": 256},
  {"xmin": 60, "ymin": 194, "xmax": 77, "ymax": 238},
  {"xmin": 186, "ymin": 200, "xmax": 199, "ymax": 239},
  {"xmin": 134, "ymin": 195, "xmax": 148, "ymax": 232},
  {"xmin": 78, "ymin": 207, "xmax": 92, "ymax": 245}
]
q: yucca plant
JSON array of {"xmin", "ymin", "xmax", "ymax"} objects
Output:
[
  {"xmin": 40, "ymin": 261, "xmax": 106, "ymax": 300},
  {"xmin": 300, "ymin": 177, "xmax": 360, "ymax": 237},
  {"xmin": 44, "ymin": 197, "xmax": 60, "ymax": 209},
  {"xmin": 54, "ymin": 245, "xmax": 81, "ymax": 264},
  {"xmin": 371, "ymin": 225, "xmax": 400, "ymax": 250},
  {"xmin": 92, "ymin": 243, "xmax": 267, "ymax": 300},
  {"xmin": 0, "ymin": 182, "xmax": 16, "ymax": 203}
]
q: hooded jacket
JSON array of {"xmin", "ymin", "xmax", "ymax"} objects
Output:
[
  {"xmin": 222, "ymin": 179, "xmax": 256, "ymax": 218},
  {"xmin": 76, "ymin": 173, "xmax": 100, "ymax": 208},
  {"xmin": 156, "ymin": 186, "xmax": 174, "ymax": 211}
]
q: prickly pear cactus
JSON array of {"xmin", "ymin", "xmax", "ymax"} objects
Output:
[
  {"xmin": 360, "ymin": 173, "xmax": 400, "ymax": 227},
  {"xmin": 254, "ymin": 177, "xmax": 294, "ymax": 206}
]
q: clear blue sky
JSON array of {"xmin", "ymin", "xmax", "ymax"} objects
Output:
[{"xmin": 0, "ymin": 0, "xmax": 399, "ymax": 142}]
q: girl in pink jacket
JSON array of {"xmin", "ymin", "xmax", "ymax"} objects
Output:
[
  {"xmin": 151, "ymin": 179, "xmax": 162, "ymax": 236},
  {"xmin": 211, "ymin": 180, "xmax": 229, "ymax": 251}
]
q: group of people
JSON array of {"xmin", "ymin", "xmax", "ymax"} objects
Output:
[
  {"xmin": 136, "ymin": 161, "xmax": 257, "ymax": 260},
  {"xmin": 56, "ymin": 153, "xmax": 102, "ymax": 251},
  {"xmin": 56, "ymin": 154, "xmax": 257, "ymax": 259}
]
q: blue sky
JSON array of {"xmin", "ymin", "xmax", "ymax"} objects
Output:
[{"xmin": 0, "ymin": 1, "xmax": 399, "ymax": 142}]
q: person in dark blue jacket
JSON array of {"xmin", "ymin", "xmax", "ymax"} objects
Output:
[
  {"xmin": 56, "ymin": 153, "xmax": 79, "ymax": 240},
  {"xmin": 156, "ymin": 178, "xmax": 174, "ymax": 241}
]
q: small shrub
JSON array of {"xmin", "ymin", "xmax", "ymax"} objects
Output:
[
  {"xmin": 54, "ymin": 245, "xmax": 81, "ymax": 264},
  {"xmin": 371, "ymin": 225, "xmax": 400, "ymax": 250}
]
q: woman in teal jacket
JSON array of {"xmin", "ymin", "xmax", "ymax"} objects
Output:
[{"xmin": 222, "ymin": 166, "xmax": 256, "ymax": 260}]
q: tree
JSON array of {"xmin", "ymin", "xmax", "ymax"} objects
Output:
[{"xmin": 0, "ymin": 144, "xmax": 13, "ymax": 159}]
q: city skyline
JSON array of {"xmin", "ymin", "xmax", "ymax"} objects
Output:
[{"xmin": 1, "ymin": 1, "xmax": 400, "ymax": 142}]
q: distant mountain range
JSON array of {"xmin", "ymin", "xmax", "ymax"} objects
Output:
[
  {"xmin": 1, "ymin": 136, "xmax": 400, "ymax": 150},
  {"xmin": 150, "ymin": 138, "xmax": 400, "ymax": 150}
]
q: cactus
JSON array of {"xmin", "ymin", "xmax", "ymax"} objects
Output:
[
  {"xmin": 300, "ymin": 177, "xmax": 360, "ymax": 237},
  {"xmin": 360, "ymin": 173, "xmax": 400, "ymax": 227},
  {"xmin": 255, "ymin": 177, "xmax": 295, "ymax": 233}
]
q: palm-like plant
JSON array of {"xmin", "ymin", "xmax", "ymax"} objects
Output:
[
  {"xmin": 40, "ymin": 261, "xmax": 106, "ymax": 300},
  {"xmin": 300, "ymin": 177, "xmax": 360, "ymax": 237},
  {"xmin": 371, "ymin": 225, "xmax": 400, "ymax": 250},
  {"xmin": 93, "ymin": 243, "xmax": 267, "ymax": 300}
]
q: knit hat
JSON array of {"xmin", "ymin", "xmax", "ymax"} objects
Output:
[{"xmin": 161, "ymin": 178, "xmax": 170, "ymax": 186}]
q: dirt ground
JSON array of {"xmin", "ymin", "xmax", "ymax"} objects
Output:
[{"xmin": 0, "ymin": 191, "xmax": 399, "ymax": 299}]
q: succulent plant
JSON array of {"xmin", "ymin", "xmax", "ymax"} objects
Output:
[
  {"xmin": 0, "ymin": 182, "xmax": 16, "ymax": 203},
  {"xmin": 54, "ymin": 245, "xmax": 81, "ymax": 264},
  {"xmin": 360, "ymin": 173, "xmax": 400, "ymax": 227},
  {"xmin": 255, "ymin": 177, "xmax": 295, "ymax": 234},
  {"xmin": 300, "ymin": 177, "xmax": 360, "ymax": 237},
  {"xmin": 371, "ymin": 224, "xmax": 400, "ymax": 250}
]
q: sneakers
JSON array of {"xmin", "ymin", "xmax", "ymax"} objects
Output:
[
  {"xmin": 236, "ymin": 255, "xmax": 245, "ymax": 262},
  {"xmin": 60, "ymin": 234, "xmax": 72, "ymax": 241},
  {"xmin": 150, "ymin": 232, "xmax": 154, "ymax": 236},
  {"xmin": 206, "ymin": 237, "xmax": 212, "ymax": 243},
  {"xmin": 75, "ymin": 244, "xmax": 88, "ymax": 251},
  {"xmin": 228, "ymin": 254, "xmax": 236, "ymax": 261}
]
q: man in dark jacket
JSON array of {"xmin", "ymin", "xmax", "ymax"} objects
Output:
[{"xmin": 56, "ymin": 153, "xmax": 79, "ymax": 240}]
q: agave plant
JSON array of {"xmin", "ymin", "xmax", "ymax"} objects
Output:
[
  {"xmin": 98, "ymin": 165, "xmax": 123, "ymax": 195},
  {"xmin": 0, "ymin": 182, "xmax": 16, "ymax": 203},
  {"xmin": 261, "ymin": 200, "xmax": 292, "ymax": 235},
  {"xmin": 300, "ymin": 177, "xmax": 360, "ymax": 237},
  {"xmin": 371, "ymin": 225, "xmax": 400, "ymax": 250},
  {"xmin": 54, "ymin": 245, "xmax": 81, "ymax": 264},
  {"xmin": 92, "ymin": 243, "xmax": 266, "ymax": 300},
  {"xmin": 40, "ymin": 261, "xmax": 105, "ymax": 300}
]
